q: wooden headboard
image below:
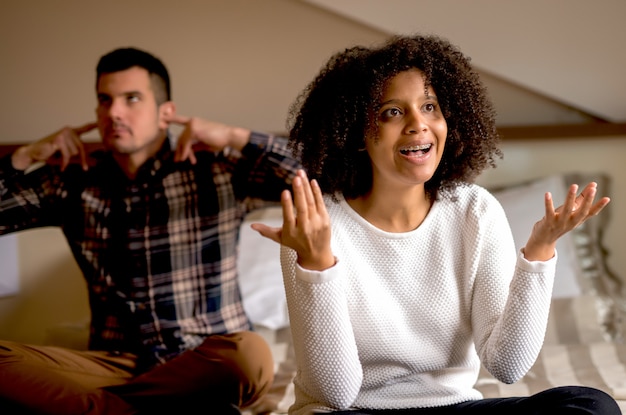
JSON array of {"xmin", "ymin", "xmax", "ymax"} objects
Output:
[
  {"xmin": 0, "ymin": 144, "xmax": 20, "ymax": 159},
  {"xmin": 1, "ymin": 122, "xmax": 625, "ymax": 160}
]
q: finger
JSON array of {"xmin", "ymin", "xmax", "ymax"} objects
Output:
[
  {"xmin": 78, "ymin": 143, "xmax": 88, "ymax": 170},
  {"xmin": 163, "ymin": 114, "xmax": 190, "ymax": 125},
  {"xmin": 587, "ymin": 197, "xmax": 611, "ymax": 217},
  {"xmin": 56, "ymin": 125, "xmax": 90, "ymax": 170},
  {"xmin": 178, "ymin": 142, "xmax": 196, "ymax": 164},
  {"xmin": 58, "ymin": 130, "xmax": 84, "ymax": 171},
  {"xmin": 174, "ymin": 135, "xmax": 190, "ymax": 162},
  {"xmin": 58, "ymin": 141, "xmax": 72, "ymax": 171},
  {"xmin": 292, "ymin": 174, "xmax": 309, "ymax": 220},
  {"xmin": 54, "ymin": 129, "xmax": 76, "ymax": 170},
  {"xmin": 575, "ymin": 182, "xmax": 598, "ymax": 211},
  {"xmin": 281, "ymin": 189, "xmax": 296, "ymax": 229},
  {"xmin": 561, "ymin": 184, "xmax": 578, "ymax": 214},
  {"xmin": 544, "ymin": 191, "xmax": 556, "ymax": 220},
  {"xmin": 64, "ymin": 137, "xmax": 79, "ymax": 159},
  {"xmin": 576, "ymin": 186, "xmax": 597, "ymax": 216},
  {"xmin": 72, "ymin": 122, "xmax": 97, "ymax": 136},
  {"xmin": 250, "ymin": 223, "xmax": 282, "ymax": 245},
  {"xmin": 176, "ymin": 135, "xmax": 196, "ymax": 164},
  {"xmin": 71, "ymin": 134, "xmax": 88, "ymax": 171},
  {"xmin": 188, "ymin": 150, "xmax": 197, "ymax": 165},
  {"xmin": 174, "ymin": 142, "xmax": 184, "ymax": 162},
  {"xmin": 299, "ymin": 170, "xmax": 316, "ymax": 209},
  {"xmin": 311, "ymin": 179, "xmax": 326, "ymax": 215}
]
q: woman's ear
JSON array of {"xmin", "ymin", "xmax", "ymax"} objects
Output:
[{"xmin": 158, "ymin": 101, "xmax": 176, "ymax": 129}]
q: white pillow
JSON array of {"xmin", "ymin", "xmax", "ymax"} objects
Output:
[{"xmin": 238, "ymin": 207, "xmax": 289, "ymax": 329}]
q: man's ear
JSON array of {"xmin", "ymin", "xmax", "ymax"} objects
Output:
[{"xmin": 158, "ymin": 101, "xmax": 176, "ymax": 129}]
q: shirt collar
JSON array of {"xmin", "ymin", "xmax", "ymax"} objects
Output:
[{"xmin": 95, "ymin": 134, "xmax": 175, "ymax": 182}]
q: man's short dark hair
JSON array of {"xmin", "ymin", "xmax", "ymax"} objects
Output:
[{"xmin": 96, "ymin": 47, "xmax": 171, "ymax": 104}]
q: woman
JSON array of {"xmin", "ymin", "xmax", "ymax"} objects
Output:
[{"xmin": 252, "ymin": 34, "xmax": 617, "ymax": 414}]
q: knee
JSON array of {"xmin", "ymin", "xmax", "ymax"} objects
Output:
[
  {"xmin": 0, "ymin": 341, "xmax": 32, "ymax": 384},
  {"xmin": 233, "ymin": 331, "xmax": 274, "ymax": 374},
  {"xmin": 0, "ymin": 342, "xmax": 24, "ymax": 399},
  {"xmin": 553, "ymin": 386, "xmax": 621, "ymax": 414},
  {"xmin": 228, "ymin": 331, "xmax": 275, "ymax": 405},
  {"xmin": 0, "ymin": 341, "xmax": 22, "ymax": 363},
  {"xmin": 578, "ymin": 387, "xmax": 621, "ymax": 414},
  {"xmin": 196, "ymin": 331, "xmax": 275, "ymax": 407}
]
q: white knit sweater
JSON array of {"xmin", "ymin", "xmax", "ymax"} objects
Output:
[{"xmin": 280, "ymin": 184, "xmax": 556, "ymax": 415}]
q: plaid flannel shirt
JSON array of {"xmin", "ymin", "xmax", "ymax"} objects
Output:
[{"xmin": 0, "ymin": 132, "xmax": 299, "ymax": 369}]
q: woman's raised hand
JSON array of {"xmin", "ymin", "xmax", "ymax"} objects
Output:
[
  {"xmin": 252, "ymin": 170, "xmax": 335, "ymax": 271},
  {"xmin": 523, "ymin": 181, "xmax": 610, "ymax": 262}
]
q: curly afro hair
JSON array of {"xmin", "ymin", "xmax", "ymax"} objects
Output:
[{"xmin": 287, "ymin": 34, "xmax": 502, "ymax": 201}]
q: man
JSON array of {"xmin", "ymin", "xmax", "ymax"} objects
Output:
[{"xmin": 0, "ymin": 47, "xmax": 300, "ymax": 414}]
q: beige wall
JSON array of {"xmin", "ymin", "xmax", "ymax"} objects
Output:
[
  {"xmin": 0, "ymin": 0, "xmax": 624, "ymax": 345},
  {"xmin": 0, "ymin": 0, "xmax": 387, "ymax": 142}
]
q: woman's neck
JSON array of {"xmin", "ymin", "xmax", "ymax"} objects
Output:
[{"xmin": 346, "ymin": 186, "xmax": 432, "ymax": 233}]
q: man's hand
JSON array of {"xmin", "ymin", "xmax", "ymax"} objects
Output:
[
  {"xmin": 164, "ymin": 114, "xmax": 251, "ymax": 164},
  {"xmin": 12, "ymin": 122, "xmax": 97, "ymax": 171}
]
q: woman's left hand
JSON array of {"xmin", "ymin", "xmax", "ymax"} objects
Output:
[{"xmin": 523, "ymin": 182, "xmax": 610, "ymax": 261}]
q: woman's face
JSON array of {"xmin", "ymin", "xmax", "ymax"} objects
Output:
[{"xmin": 365, "ymin": 68, "xmax": 447, "ymax": 190}]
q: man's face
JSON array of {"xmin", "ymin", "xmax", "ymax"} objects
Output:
[{"xmin": 96, "ymin": 66, "xmax": 170, "ymax": 159}]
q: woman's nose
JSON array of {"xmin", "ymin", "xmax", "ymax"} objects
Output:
[{"xmin": 404, "ymin": 110, "xmax": 427, "ymax": 134}]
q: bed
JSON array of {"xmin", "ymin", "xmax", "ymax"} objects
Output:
[
  {"xmin": 2, "ymin": 140, "xmax": 624, "ymax": 412},
  {"xmin": 237, "ymin": 171, "xmax": 626, "ymax": 414}
]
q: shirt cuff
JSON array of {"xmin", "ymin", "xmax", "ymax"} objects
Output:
[
  {"xmin": 295, "ymin": 257, "xmax": 340, "ymax": 284},
  {"xmin": 517, "ymin": 247, "xmax": 558, "ymax": 273}
]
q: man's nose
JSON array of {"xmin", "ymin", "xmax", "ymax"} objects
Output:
[{"xmin": 107, "ymin": 99, "xmax": 125, "ymax": 119}]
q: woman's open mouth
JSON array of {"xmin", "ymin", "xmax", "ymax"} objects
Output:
[{"xmin": 399, "ymin": 143, "xmax": 432, "ymax": 156}]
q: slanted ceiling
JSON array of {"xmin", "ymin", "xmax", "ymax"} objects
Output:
[{"xmin": 301, "ymin": 0, "xmax": 626, "ymax": 135}]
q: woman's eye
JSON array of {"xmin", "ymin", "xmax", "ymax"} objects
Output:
[
  {"xmin": 424, "ymin": 103, "xmax": 436, "ymax": 112},
  {"xmin": 382, "ymin": 108, "xmax": 402, "ymax": 119}
]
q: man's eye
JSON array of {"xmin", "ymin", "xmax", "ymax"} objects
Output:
[
  {"xmin": 127, "ymin": 95, "xmax": 140, "ymax": 103},
  {"xmin": 97, "ymin": 96, "xmax": 111, "ymax": 106}
]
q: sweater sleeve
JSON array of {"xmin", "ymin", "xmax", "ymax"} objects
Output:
[
  {"xmin": 280, "ymin": 245, "xmax": 363, "ymax": 410},
  {"xmin": 470, "ymin": 194, "xmax": 555, "ymax": 384}
]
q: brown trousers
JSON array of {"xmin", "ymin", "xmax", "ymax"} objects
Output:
[{"xmin": 0, "ymin": 331, "xmax": 274, "ymax": 415}]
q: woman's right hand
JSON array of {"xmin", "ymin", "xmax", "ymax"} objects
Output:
[{"xmin": 251, "ymin": 169, "xmax": 335, "ymax": 271}]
